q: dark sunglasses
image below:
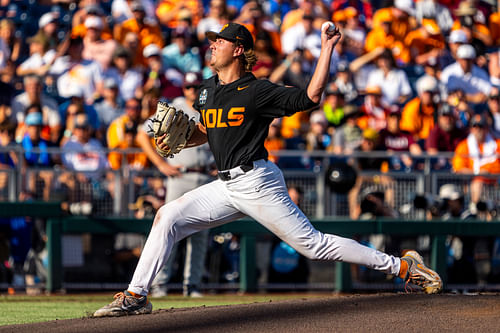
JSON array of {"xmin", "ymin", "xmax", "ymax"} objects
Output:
[
  {"xmin": 489, "ymin": 95, "xmax": 500, "ymax": 100},
  {"xmin": 126, "ymin": 105, "xmax": 140, "ymax": 110},
  {"xmin": 184, "ymin": 85, "xmax": 199, "ymax": 90}
]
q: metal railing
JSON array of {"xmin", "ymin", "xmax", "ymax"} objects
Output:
[{"xmin": 0, "ymin": 147, "xmax": 498, "ymax": 219}]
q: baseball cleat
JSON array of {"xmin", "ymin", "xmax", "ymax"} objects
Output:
[
  {"xmin": 93, "ymin": 291, "xmax": 152, "ymax": 317},
  {"xmin": 401, "ymin": 250, "xmax": 442, "ymax": 294}
]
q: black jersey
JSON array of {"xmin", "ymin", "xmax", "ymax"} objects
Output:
[{"xmin": 193, "ymin": 73, "xmax": 318, "ymax": 171}]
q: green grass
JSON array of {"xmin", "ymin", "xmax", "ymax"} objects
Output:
[{"xmin": 0, "ymin": 293, "xmax": 325, "ymax": 326}]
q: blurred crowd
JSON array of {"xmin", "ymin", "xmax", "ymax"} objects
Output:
[{"xmin": 0, "ymin": 0, "xmax": 498, "ymax": 209}]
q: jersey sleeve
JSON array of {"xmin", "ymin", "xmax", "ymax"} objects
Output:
[{"xmin": 254, "ymin": 80, "xmax": 318, "ymax": 117}]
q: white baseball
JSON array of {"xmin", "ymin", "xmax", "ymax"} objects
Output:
[{"xmin": 322, "ymin": 21, "xmax": 336, "ymax": 33}]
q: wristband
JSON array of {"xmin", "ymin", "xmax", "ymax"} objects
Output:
[{"xmin": 149, "ymin": 71, "xmax": 158, "ymax": 79}]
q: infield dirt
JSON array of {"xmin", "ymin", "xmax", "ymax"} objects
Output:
[{"xmin": 1, "ymin": 293, "xmax": 499, "ymax": 333}]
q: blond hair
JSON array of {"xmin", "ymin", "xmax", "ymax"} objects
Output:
[{"xmin": 241, "ymin": 48, "xmax": 257, "ymax": 72}]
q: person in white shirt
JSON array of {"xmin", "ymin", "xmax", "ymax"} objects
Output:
[
  {"xmin": 51, "ymin": 37, "xmax": 104, "ymax": 104},
  {"xmin": 82, "ymin": 16, "xmax": 117, "ymax": 71},
  {"xmin": 11, "ymin": 75, "xmax": 61, "ymax": 143},
  {"xmin": 366, "ymin": 49, "xmax": 412, "ymax": 106},
  {"xmin": 280, "ymin": 14, "xmax": 314, "ymax": 55},
  {"xmin": 16, "ymin": 32, "xmax": 56, "ymax": 77},
  {"xmin": 440, "ymin": 44, "xmax": 491, "ymax": 103},
  {"xmin": 196, "ymin": 0, "xmax": 228, "ymax": 44}
]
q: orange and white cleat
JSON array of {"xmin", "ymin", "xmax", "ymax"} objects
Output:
[{"xmin": 401, "ymin": 251, "xmax": 442, "ymax": 294}]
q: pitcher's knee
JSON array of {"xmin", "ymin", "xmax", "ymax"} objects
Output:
[{"xmin": 152, "ymin": 205, "xmax": 182, "ymax": 236}]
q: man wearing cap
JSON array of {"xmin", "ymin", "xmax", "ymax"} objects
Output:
[
  {"xmin": 142, "ymin": 43, "xmax": 183, "ymax": 100},
  {"xmin": 451, "ymin": 1, "xmax": 492, "ymax": 50},
  {"xmin": 21, "ymin": 111, "xmax": 54, "ymax": 200},
  {"xmin": 400, "ymin": 75, "xmax": 440, "ymax": 141},
  {"xmin": 357, "ymin": 85, "xmax": 389, "ymax": 131},
  {"xmin": 440, "ymin": 44, "xmax": 491, "ymax": 103},
  {"xmin": 332, "ymin": 104, "xmax": 363, "ymax": 155},
  {"xmin": 95, "ymin": 21, "xmax": 442, "ymax": 317},
  {"xmin": 453, "ymin": 113, "xmax": 500, "ymax": 204},
  {"xmin": 82, "ymin": 16, "xmax": 117, "ymax": 71},
  {"xmin": 37, "ymin": 12, "xmax": 59, "ymax": 50},
  {"xmin": 16, "ymin": 32, "xmax": 56, "ymax": 77},
  {"xmin": 114, "ymin": 1, "xmax": 163, "ymax": 67}
]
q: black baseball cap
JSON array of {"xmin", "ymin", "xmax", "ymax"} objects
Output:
[{"xmin": 206, "ymin": 23, "xmax": 254, "ymax": 50}]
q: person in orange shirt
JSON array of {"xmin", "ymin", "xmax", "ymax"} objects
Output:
[
  {"xmin": 357, "ymin": 85, "xmax": 388, "ymax": 132},
  {"xmin": 108, "ymin": 120, "xmax": 149, "ymax": 170},
  {"xmin": 107, "ymin": 97, "xmax": 143, "ymax": 150},
  {"xmin": 114, "ymin": 2, "xmax": 163, "ymax": 66},
  {"xmin": 452, "ymin": 114, "xmax": 500, "ymax": 204},
  {"xmin": 400, "ymin": 75, "xmax": 439, "ymax": 142},
  {"xmin": 72, "ymin": 4, "xmax": 114, "ymax": 41},
  {"xmin": 264, "ymin": 118, "xmax": 285, "ymax": 164},
  {"xmin": 489, "ymin": 10, "xmax": 500, "ymax": 46},
  {"xmin": 156, "ymin": 0, "xmax": 203, "ymax": 29},
  {"xmin": 370, "ymin": 0, "xmax": 416, "ymax": 64},
  {"xmin": 404, "ymin": 18, "xmax": 445, "ymax": 65}
]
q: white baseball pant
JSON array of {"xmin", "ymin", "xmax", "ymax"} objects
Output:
[{"xmin": 128, "ymin": 159, "xmax": 401, "ymax": 296}]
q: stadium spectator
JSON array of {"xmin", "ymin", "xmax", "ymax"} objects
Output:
[
  {"xmin": 155, "ymin": 0, "xmax": 203, "ymax": 29},
  {"xmin": 366, "ymin": 48, "xmax": 412, "ymax": 106},
  {"xmin": 489, "ymin": 47, "xmax": 500, "ymax": 88},
  {"xmin": 58, "ymin": 88, "xmax": 100, "ymax": 139},
  {"xmin": 264, "ymin": 118, "xmax": 285, "ymax": 164},
  {"xmin": 114, "ymin": 1, "xmax": 163, "ymax": 67},
  {"xmin": 415, "ymin": 0, "xmax": 453, "ymax": 35},
  {"xmin": 37, "ymin": 12, "xmax": 60, "ymax": 51},
  {"xmin": 281, "ymin": 14, "xmax": 315, "ymax": 55},
  {"xmin": 305, "ymin": 110, "xmax": 331, "ymax": 151},
  {"xmin": 162, "ymin": 26, "xmax": 202, "ymax": 76},
  {"xmin": 404, "ymin": 18, "xmax": 445, "ymax": 66},
  {"xmin": 451, "ymin": 1, "xmax": 492, "ymax": 54},
  {"xmin": 108, "ymin": 120, "xmax": 148, "ymax": 170},
  {"xmin": 357, "ymin": 85, "xmax": 388, "ymax": 132},
  {"xmin": 104, "ymin": 47, "xmax": 143, "ymax": 102},
  {"xmin": 196, "ymin": 0, "xmax": 229, "ymax": 44},
  {"xmin": 487, "ymin": 87, "xmax": 500, "ymax": 138},
  {"xmin": 332, "ymin": 104, "xmax": 362, "ymax": 155},
  {"xmin": 440, "ymin": 44, "xmax": 491, "ymax": 104},
  {"xmin": 0, "ymin": 121, "xmax": 18, "ymax": 169},
  {"xmin": 332, "ymin": 60, "xmax": 358, "ymax": 103},
  {"xmin": 252, "ymin": 30, "xmax": 280, "ymax": 79},
  {"xmin": 0, "ymin": 19, "xmax": 21, "ymax": 64},
  {"xmin": 348, "ymin": 128, "xmax": 387, "ymax": 219},
  {"xmin": 107, "ymin": 97, "xmax": 142, "ymax": 152},
  {"xmin": 447, "ymin": 29, "xmax": 469, "ymax": 60},
  {"xmin": 62, "ymin": 113, "xmax": 109, "ymax": 180},
  {"xmin": 452, "ymin": 114, "xmax": 500, "ymax": 204},
  {"xmin": 21, "ymin": 112, "xmax": 54, "ymax": 200},
  {"xmin": 379, "ymin": 106, "xmax": 422, "ymax": 172},
  {"xmin": 342, "ymin": 7, "xmax": 366, "ymax": 57},
  {"xmin": 322, "ymin": 85, "xmax": 345, "ymax": 128},
  {"xmin": 280, "ymin": 0, "xmax": 315, "ymax": 33},
  {"xmin": 94, "ymin": 78, "xmax": 125, "ymax": 134},
  {"xmin": 400, "ymin": 75, "xmax": 439, "ymax": 142},
  {"xmin": 112, "ymin": 0, "xmax": 157, "ymax": 25},
  {"xmin": 50, "ymin": 37, "xmax": 103, "ymax": 104},
  {"xmin": 426, "ymin": 103, "xmax": 468, "ymax": 154},
  {"xmin": 82, "ymin": 16, "xmax": 118, "ymax": 71},
  {"xmin": 369, "ymin": 0, "xmax": 416, "ymax": 64},
  {"xmin": 11, "ymin": 75, "xmax": 61, "ymax": 144},
  {"xmin": 72, "ymin": 3, "xmax": 113, "ymax": 41},
  {"xmin": 142, "ymin": 44, "xmax": 182, "ymax": 102},
  {"xmin": 16, "ymin": 32, "xmax": 56, "ymax": 78}
]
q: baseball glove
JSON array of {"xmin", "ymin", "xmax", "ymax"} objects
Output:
[{"xmin": 151, "ymin": 101, "xmax": 196, "ymax": 158}]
